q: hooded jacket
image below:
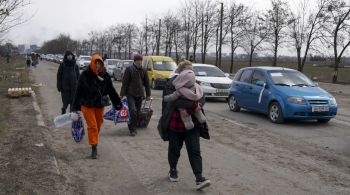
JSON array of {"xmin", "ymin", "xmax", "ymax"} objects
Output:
[
  {"xmin": 57, "ymin": 51, "xmax": 79, "ymax": 91},
  {"xmin": 72, "ymin": 54, "xmax": 122, "ymax": 111}
]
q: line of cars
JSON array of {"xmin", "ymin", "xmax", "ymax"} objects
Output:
[
  {"xmin": 41, "ymin": 54, "xmax": 64, "ymax": 64},
  {"xmin": 43, "ymin": 53, "xmax": 337, "ymax": 124}
]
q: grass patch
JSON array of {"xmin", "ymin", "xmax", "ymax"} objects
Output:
[{"xmin": 205, "ymin": 59, "xmax": 350, "ymax": 84}]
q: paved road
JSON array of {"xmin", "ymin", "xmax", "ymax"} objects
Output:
[{"xmin": 31, "ymin": 61, "xmax": 350, "ymax": 195}]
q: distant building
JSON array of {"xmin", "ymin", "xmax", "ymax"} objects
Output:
[
  {"xmin": 17, "ymin": 44, "xmax": 26, "ymax": 54},
  {"xmin": 30, "ymin": 44, "xmax": 39, "ymax": 52}
]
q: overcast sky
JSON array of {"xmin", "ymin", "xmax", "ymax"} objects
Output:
[{"xmin": 7, "ymin": 0, "xmax": 278, "ymax": 46}]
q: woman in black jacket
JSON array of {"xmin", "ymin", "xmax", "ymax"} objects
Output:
[
  {"xmin": 72, "ymin": 54, "xmax": 122, "ymax": 159},
  {"xmin": 57, "ymin": 51, "xmax": 80, "ymax": 114},
  {"xmin": 158, "ymin": 60, "xmax": 210, "ymax": 190}
]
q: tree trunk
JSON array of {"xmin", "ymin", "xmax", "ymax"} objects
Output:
[
  {"xmin": 249, "ymin": 47, "xmax": 254, "ymax": 67},
  {"xmin": 296, "ymin": 47, "xmax": 302, "ymax": 72},
  {"xmin": 273, "ymin": 31, "xmax": 278, "ymax": 67}
]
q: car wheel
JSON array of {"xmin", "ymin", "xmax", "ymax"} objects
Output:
[
  {"xmin": 317, "ymin": 119, "xmax": 330, "ymax": 123},
  {"xmin": 228, "ymin": 95, "xmax": 240, "ymax": 112},
  {"xmin": 269, "ymin": 102, "xmax": 284, "ymax": 123},
  {"xmin": 151, "ymin": 80, "xmax": 157, "ymax": 89}
]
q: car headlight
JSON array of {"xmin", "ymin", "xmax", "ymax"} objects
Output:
[
  {"xmin": 329, "ymin": 97, "xmax": 337, "ymax": 105},
  {"xmin": 286, "ymin": 96, "xmax": 306, "ymax": 104},
  {"xmin": 197, "ymin": 81, "xmax": 211, "ymax": 87}
]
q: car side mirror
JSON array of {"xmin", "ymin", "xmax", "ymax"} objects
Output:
[
  {"xmin": 224, "ymin": 73, "xmax": 230, "ymax": 77},
  {"xmin": 256, "ymin": 80, "xmax": 266, "ymax": 87},
  {"xmin": 314, "ymin": 82, "xmax": 319, "ymax": 87}
]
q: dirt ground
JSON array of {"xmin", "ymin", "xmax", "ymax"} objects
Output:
[
  {"xmin": 2, "ymin": 58, "xmax": 350, "ymax": 195},
  {"xmin": 0, "ymin": 58, "xmax": 63, "ymax": 195}
]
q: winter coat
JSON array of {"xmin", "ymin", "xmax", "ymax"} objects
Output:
[
  {"xmin": 57, "ymin": 53, "xmax": 80, "ymax": 92},
  {"xmin": 158, "ymin": 76, "xmax": 210, "ymax": 141},
  {"xmin": 72, "ymin": 54, "xmax": 122, "ymax": 111},
  {"xmin": 120, "ymin": 64, "xmax": 151, "ymax": 98}
]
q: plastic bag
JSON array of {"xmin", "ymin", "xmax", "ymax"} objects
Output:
[
  {"xmin": 103, "ymin": 99, "xmax": 130, "ymax": 125},
  {"xmin": 71, "ymin": 114, "xmax": 85, "ymax": 143},
  {"xmin": 115, "ymin": 99, "xmax": 130, "ymax": 124}
]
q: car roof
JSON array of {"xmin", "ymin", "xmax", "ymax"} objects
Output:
[
  {"xmin": 240, "ymin": 66, "xmax": 296, "ymax": 72},
  {"xmin": 145, "ymin": 56, "xmax": 174, "ymax": 62},
  {"xmin": 192, "ymin": 63, "xmax": 217, "ymax": 67},
  {"xmin": 106, "ymin": 59, "xmax": 119, "ymax": 61},
  {"xmin": 79, "ymin": 55, "xmax": 91, "ymax": 58}
]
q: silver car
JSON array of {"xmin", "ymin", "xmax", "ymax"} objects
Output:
[{"xmin": 113, "ymin": 60, "xmax": 133, "ymax": 81}]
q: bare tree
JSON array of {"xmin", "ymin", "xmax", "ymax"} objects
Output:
[
  {"xmin": 289, "ymin": 0, "xmax": 329, "ymax": 72},
  {"xmin": 323, "ymin": 0, "xmax": 350, "ymax": 83},
  {"xmin": 227, "ymin": 2, "xmax": 249, "ymax": 72},
  {"xmin": 242, "ymin": 13, "xmax": 271, "ymax": 67},
  {"xmin": 0, "ymin": 0, "xmax": 31, "ymax": 36},
  {"xmin": 266, "ymin": 0, "xmax": 291, "ymax": 66},
  {"xmin": 199, "ymin": 0, "xmax": 216, "ymax": 63}
]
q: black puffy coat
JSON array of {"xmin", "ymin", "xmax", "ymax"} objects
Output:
[
  {"xmin": 57, "ymin": 52, "xmax": 79, "ymax": 92},
  {"xmin": 72, "ymin": 61, "xmax": 122, "ymax": 111}
]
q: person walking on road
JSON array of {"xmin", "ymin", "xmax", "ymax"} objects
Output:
[
  {"xmin": 72, "ymin": 54, "xmax": 122, "ymax": 159},
  {"xmin": 120, "ymin": 54, "xmax": 151, "ymax": 136},
  {"xmin": 57, "ymin": 51, "xmax": 80, "ymax": 114},
  {"xmin": 158, "ymin": 60, "xmax": 211, "ymax": 190}
]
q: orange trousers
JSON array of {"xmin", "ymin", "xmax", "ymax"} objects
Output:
[{"xmin": 81, "ymin": 106, "xmax": 104, "ymax": 145}]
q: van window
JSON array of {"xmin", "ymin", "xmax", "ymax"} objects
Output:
[
  {"xmin": 239, "ymin": 69, "xmax": 253, "ymax": 83},
  {"xmin": 153, "ymin": 61, "xmax": 177, "ymax": 71}
]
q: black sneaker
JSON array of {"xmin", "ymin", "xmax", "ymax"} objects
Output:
[
  {"xmin": 91, "ymin": 145, "xmax": 97, "ymax": 159},
  {"xmin": 169, "ymin": 169, "xmax": 179, "ymax": 182},
  {"xmin": 196, "ymin": 177, "xmax": 210, "ymax": 190},
  {"xmin": 130, "ymin": 131, "xmax": 136, "ymax": 137}
]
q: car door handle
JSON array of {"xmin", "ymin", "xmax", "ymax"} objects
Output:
[{"xmin": 249, "ymin": 87, "xmax": 253, "ymax": 90}]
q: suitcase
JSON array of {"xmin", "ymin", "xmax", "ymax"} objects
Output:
[{"xmin": 137, "ymin": 99, "xmax": 153, "ymax": 128}]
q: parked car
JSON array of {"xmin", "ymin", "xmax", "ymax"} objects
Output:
[
  {"xmin": 55, "ymin": 54, "xmax": 63, "ymax": 64},
  {"xmin": 142, "ymin": 56, "xmax": 177, "ymax": 89},
  {"xmin": 77, "ymin": 55, "xmax": 92, "ymax": 69},
  {"xmin": 228, "ymin": 66, "xmax": 337, "ymax": 123},
  {"xmin": 192, "ymin": 64, "xmax": 232, "ymax": 99},
  {"xmin": 105, "ymin": 59, "xmax": 120, "ymax": 76},
  {"xmin": 113, "ymin": 60, "xmax": 133, "ymax": 81}
]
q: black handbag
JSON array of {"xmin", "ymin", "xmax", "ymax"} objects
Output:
[{"xmin": 94, "ymin": 79, "xmax": 111, "ymax": 107}]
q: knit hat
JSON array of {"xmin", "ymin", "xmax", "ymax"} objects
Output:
[{"xmin": 134, "ymin": 54, "xmax": 143, "ymax": 61}]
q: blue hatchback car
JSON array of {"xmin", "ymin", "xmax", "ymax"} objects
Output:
[{"xmin": 228, "ymin": 67, "xmax": 337, "ymax": 123}]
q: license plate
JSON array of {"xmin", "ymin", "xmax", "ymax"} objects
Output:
[
  {"xmin": 216, "ymin": 89, "xmax": 229, "ymax": 94},
  {"xmin": 312, "ymin": 106, "xmax": 329, "ymax": 112}
]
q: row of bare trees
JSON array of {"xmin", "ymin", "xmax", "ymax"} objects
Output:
[{"xmin": 38, "ymin": 0, "xmax": 350, "ymax": 83}]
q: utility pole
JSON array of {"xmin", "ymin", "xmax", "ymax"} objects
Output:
[
  {"xmin": 218, "ymin": 2, "xmax": 224, "ymax": 68},
  {"xmin": 145, "ymin": 17, "xmax": 148, "ymax": 55},
  {"xmin": 156, "ymin": 19, "xmax": 161, "ymax": 56}
]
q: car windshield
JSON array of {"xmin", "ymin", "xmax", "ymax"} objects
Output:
[
  {"xmin": 80, "ymin": 57, "xmax": 91, "ymax": 61},
  {"xmin": 193, "ymin": 66, "xmax": 226, "ymax": 77},
  {"xmin": 153, "ymin": 61, "xmax": 177, "ymax": 71},
  {"xmin": 108, "ymin": 60, "xmax": 119, "ymax": 65},
  {"xmin": 123, "ymin": 61, "xmax": 133, "ymax": 67},
  {"xmin": 269, "ymin": 70, "xmax": 315, "ymax": 87}
]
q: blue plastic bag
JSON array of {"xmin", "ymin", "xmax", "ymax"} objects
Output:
[
  {"xmin": 104, "ymin": 107, "xmax": 116, "ymax": 121},
  {"xmin": 103, "ymin": 99, "xmax": 130, "ymax": 125},
  {"xmin": 71, "ymin": 114, "xmax": 85, "ymax": 143},
  {"xmin": 115, "ymin": 99, "xmax": 130, "ymax": 124}
]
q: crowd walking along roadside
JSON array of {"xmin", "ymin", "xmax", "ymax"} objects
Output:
[
  {"xmin": 120, "ymin": 54, "xmax": 151, "ymax": 137},
  {"xmin": 71, "ymin": 54, "xmax": 122, "ymax": 159}
]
